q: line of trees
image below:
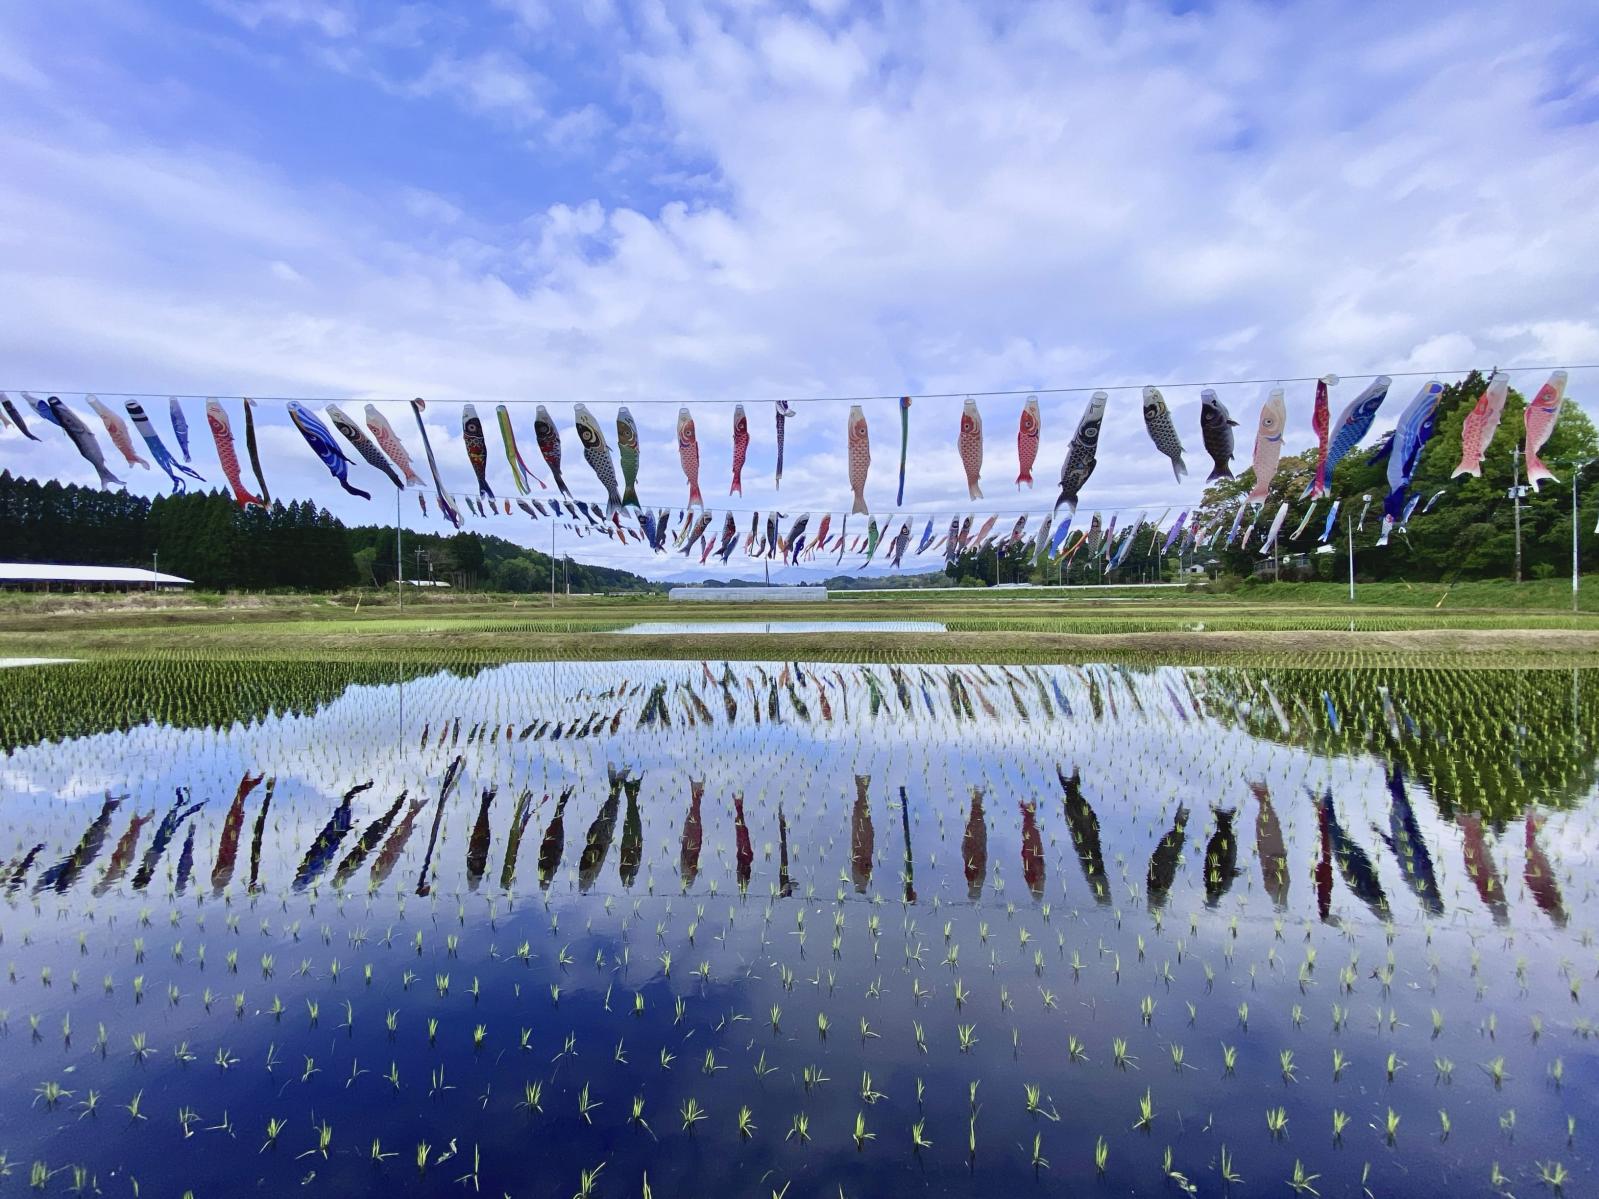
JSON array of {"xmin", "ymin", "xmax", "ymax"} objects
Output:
[
  {"xmin": 0, "ymin": 472, "xmax": 659, "ymax": 593},
  {"xmin": 1195, "ymin": 371, "xmax": 1599, "ymax": 582}
]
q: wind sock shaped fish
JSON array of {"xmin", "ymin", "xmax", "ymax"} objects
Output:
[
  {"xmin": 1016, "ymin": 395, "xmax": 1040, "ymax": 488},
  {"xmin": 459, "ymin": 404, "xmax": 495, "ymax": 499},
  {"xmin": 680, "ymin": 510, "xmax": 712, "ymax": 555},
  {"xmin": 169, "ymin": 397, "xmax": 193, "ymax": 461},
  {"xmin": 533, "ymin": 404, "xmax": 573, "ymax": 497},
  {"xmin": 410, "ymin": 399, "xmax": 461, "ymax": 526},
  {"xmin": 1234, "ymin": 508, "xmax": 1260, "ymax": 549},
  {"xmin": 1245, "ymin": 388, "xmax": 1286, "ymax": 501},
  {"xmin": 1049, "ymin": 517, "xmax": 1073, "ymax": 558},
  {"xmin": 1142, "ymin": 386, "xmax": 1186, "ymax": 482},
  {"xmin": 1289, "ymin": 500, "xmax": 1318, "ymax": 540},
  {"xmin": 46, "ymin": 396, "xmax": 123, "ymax": 487},
  {"xmin": 1199, "ymin": 388, "xmax": 1238, "ymax": 481},
  {"xmin": 326, "ymin": 404, "xmax": 402, "ymax": 490},
  {"xmin": 943, "ymin": 517, "xmax": 962, "ymax": 563},
  {"xmin": 729, "ymin": 403, "xmax": 749, "ymax": 496},
  {"xmin": 1310, "ymin": 376, "xmax": 1389, "ymax": 496},
  {"xmin": 716, "ymin": 513, "xmax": 739, "ymax": 562},
  {"xmin": 29, "ymin": 393, "xmax": 61, "ymax": 427},
  {"xmin": 614, "ymin": 407, "xmax": 642, "ymax": 508},
  {"xmin": 764, "ymin": 510, "xmax": 781, "ymax": 558},
  {"xmin": 1005, "ymin": 514, "xmax": 1029, "ymax": 545},
  {"xmin": 972, "ymin": 513, "xmax": 998, "ymax": 550},
  {"xmin": 25, "ymin": 394, "xmax": 59, "ymax": 428},
  {"xmin": 1308, "ymin": 376, "xmax": 1331, "ymax": 491},
  {"xmin": 786, "ymin": 513, "xmax": 811, "ymax": 563},
  {"xmin": 1258, "ymin": 501, "xmax": 1289, "ymax": 556},
  {"xmin": 1162, "ymin": 510, "xmax": 1189, "ymax": 554},
  {"xmin": 239, "ymin": 398, "xmax": 271, "ymax": 504},
  {"xmin": 637, "ymin": 508, "xmax": 659, "ymax": 551},
  {"xmin": 86, "ymin": 395, "xmax": 149, "ymax": 469},
  {"xmin": 1056, "ymin": 390, "xmax": 1106, "ymax": 514},
  {"xmin": 888, "ymin": 520, "xmax": 912, "ymax": 567},
  {"xmin": 125, "ymin": 400, "xmax": 201, "ymax": 490},
  {"xmin": 774, "ymin": 400, "xmax": 795, "ymax": 490},
  {"xmin": 205, "ymin": 399, "xmax": 262, "ymax": 506},
  {"xmin": 569, "ymin": 404, "xmax": 620, "ymax": 515},
  {"xmin": 916, "ymin": 517, "xmax": 936, "ymax": 555},
  {"xmin": 676, "ymin": 407, "xmax": 704, "ymax": 508},
  {"xmin": 847, "ymin": 403, "xmax": 871, "ymax": 513},
  {"xmin": 496, "ymin": 405, "xmax": 543, "ymax": 493},
  {"xmin": 1523, "ymin": 370, "xmax": 1567, "ymax": 490},
  {"xmin": 1376, "ymin": 380, "xmax": 1443, "ymax": 537},
  {"xmin": 1031, "ymin": 514, "xmax": 1054, "ymax": 564},
  {"xmin": 813, "ymin": 514, "xmax": 831, "ymax": 556},
  {"xmin": 1, "ymin": 393, "xmax": 41, "ymax": 440},
  {"xmin": 896, "ymin": 395, "xmax": 911, "ymax": 504},
  {"xmin": 1453, "ymin": 370, "xmax": 1512, "ymax": 478},
  {"xmin": 1223, "ymin": 500, "xmax": 1248, "ymax": 546},
  {"xmin": 862, "ymin": 516, "xmax": 883, "ymax": 563},
  {"xmin": 363, "ymin": 404, "xmax": 425, "ymax": 487},
  {"xmin": 289, "ymin": 400, "xmax": 371, "ymax": 500},
  {"xmin": 1318, "ymin": 498, "xmax": 1342, "ymax": 543},
  {"xmin": 957, "ymin": 397, "xmax": 985, "ymax": 499}
]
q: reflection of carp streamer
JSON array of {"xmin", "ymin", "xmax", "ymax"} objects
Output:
[
  {"xmin": 248, "ymin": 776, "xmax": 276, "ymax": 892},
  {"xmin": 211, "ymin": 772, "xmax": 264, "ymax": 895},
  {"xmin": 95, "ymin": 811, "xmax": 152, "ymax": 896},
  {"xmin": 133, "ymin": 789, "xmax": 207, "ymax": 891},
  {"xmin": 417, "ymin": 756, "xmax": 465, "ymax": 897},
  {"xmin": 369, "ymin": 794, "xmax": 427, "ymax": 888},
  {"xmin": 294, "ymin": 780, "xmax": 373, "ymax": 891},
  {"xmin": 332, "ymin": 790, "xmax": 408, "ymax": 889},
  {"xmin": 499, "ymin": 790, "xmax": 539, "ymax": 891},
  {"xmin": 37, "ymin": 792, "xmax": 124, "ymax": 894}
]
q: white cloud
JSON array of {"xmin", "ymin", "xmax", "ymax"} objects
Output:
[{"xmin": 3, "ymin": 0, "xmax": 1598, "ymax": 582}]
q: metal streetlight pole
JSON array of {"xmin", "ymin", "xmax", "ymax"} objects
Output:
[
  {"xmin": 1346, "ymin": 510, "xmax": 1355, "ymax": 603},
  {"xmin": 1510, "ymin": 445, "xmax": 1525, "ymax": 584},
  {"xmin": 1576, "ymin": 460, "xmax": 1592, "ymax": 614},
  {"xmin": 395, "ymin": 486, "xmax": 403, "ymax": 610}
]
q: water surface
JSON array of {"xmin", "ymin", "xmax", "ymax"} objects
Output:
[{"xmin": 1, "ymin": 659, "xmax": 1593, "ymax": 1197}]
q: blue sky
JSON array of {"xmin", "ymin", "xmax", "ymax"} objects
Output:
[{"xmin": 3, "ymin": 0, "xmax": 1598, "ymax": 581}]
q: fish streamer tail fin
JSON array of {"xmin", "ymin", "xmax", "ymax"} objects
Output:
[
  {"xmin": 1206, "ymin": 464, "xmax": 1233, "ymax": 483},
  {"xmin": 1171, "ymin": 456, "xmax": 1187, "ymax": 483},
  {"xmin": 622, "ymin": 481, "xmax": 639, "ymax": 508},
  {"xmin": 1450, "ymin": 455, "xmax": 1480, "ymax": 479},
  {"xmin": 688, "ymin": 481, "xmax": 703, "ymax": 508},
  {"xmin": 1525, "ymin": 450, "xmax": 1558, "ymax": 490},
  {"xmin": 851, "ymin": 493, "xmax": 869, "ymax": 515},
  {"xmin": 968, "ymin": 480, "xmax": 984, "ymax": 500},
  {"xmin": 1016, "ymin": 467, "xmax": 1032, "ymax": 487}
]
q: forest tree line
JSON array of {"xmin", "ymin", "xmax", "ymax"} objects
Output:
[{"xmin": 0, "ymin": 472, "xmax": 658, "ymax": 593}]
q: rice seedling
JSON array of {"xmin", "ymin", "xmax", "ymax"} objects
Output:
[
  {"xmin": 1287, "ymin": 1160, "xmax": 1321, "ymax": 1196},
  {"xmin": 1133, "ymin": 1087, "xmax": 1155, "ymax": 1131}
]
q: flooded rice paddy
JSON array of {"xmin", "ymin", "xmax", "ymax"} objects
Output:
[
  {"xmin": 616, "ymin": 621, "xmax": 949, "ymax": 634},
  {"xmin": 0, "ymin": 658, "xmax": 1595, "ymax": 1196}
]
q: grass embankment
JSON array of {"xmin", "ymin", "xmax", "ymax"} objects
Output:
[{"xmin": 4, "ymin": 578, "xmax": 1599, "ymax": 666}]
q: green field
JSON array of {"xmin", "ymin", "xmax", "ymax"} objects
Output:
[{"xmin": 4, "ymin": 577, "xmax": 1598, "ymax": 666}]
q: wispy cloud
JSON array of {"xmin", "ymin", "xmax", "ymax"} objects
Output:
[{"xmin": 2, "ymin": 0, "xmax": 1597, "ymax": 581}]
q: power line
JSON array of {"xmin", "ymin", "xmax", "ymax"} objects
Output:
[{"xmin": 3, "ymin": 363, "xmax": 1592, "ymax": 408}]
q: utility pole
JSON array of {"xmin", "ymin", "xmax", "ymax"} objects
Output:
[
  {"xmin": 1576, "ymin": 460, "xmax": 1591, "ymax": 614},
  {"xmin": 395, "ymin": 486, "xmax": 403, "ymax": 610},
  {"xmin": 549, "ymin": 520, "xmax": 556, "ymax": 609},
  {"xmin": 152, "ymin": 551, "xmax": 158, "ymax": 592},
  {"xmin": 1510, "ymin": 445, "xmax": 1525, "ymax": 584},
  {"xmin": 1346, "ymin": 510, "xmax": 1355, "ymax": 603}
]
